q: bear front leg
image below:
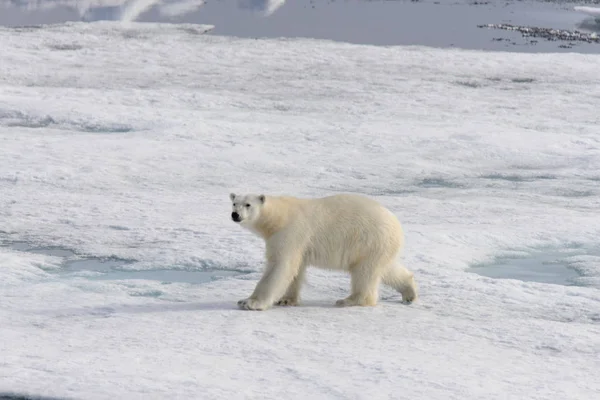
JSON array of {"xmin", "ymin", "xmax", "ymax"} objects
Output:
[
  {"xmin": 238, "ymin": 255, "xmax": 302, "ymax": 311},
  {"xmin": 275, "ymin": 264, "xmax": 307, "ymax": 306}
]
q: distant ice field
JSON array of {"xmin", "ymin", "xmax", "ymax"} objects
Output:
[
  {"xmin": 0, "ymin": 22, "xmax": 599, "ymax": 400},
  {"xmin": 1, "ymin": 0, "xmax": 600, "ymax": 53}
]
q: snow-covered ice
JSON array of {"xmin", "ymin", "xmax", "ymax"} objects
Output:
[
  {"xmin": 575, "ymin": 6, "xmax": 600, "ymax": 18},
  {"xmin": 1, "ymin": 21, "xmax": 600, "ymax": 399}
]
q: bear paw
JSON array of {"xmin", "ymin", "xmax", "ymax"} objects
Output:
[
  {"xmin": 275, "ymin": 297, "xmax": 299, "ymax": 307},
  {"xmin": 335, "ymin": 296, "xmax": 376, "ymax": 307},
  {"xmin": 237, "ymin": 298, "xmax": 269, "ymax": 311},
  {"xmin": 401, "ymin": 285, "xmax": 418, "ymax": 304}
]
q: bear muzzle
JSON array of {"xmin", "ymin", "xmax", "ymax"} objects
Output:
[{"xmin": 231, "ymin": 212, "xmax": 241, "ymax": 222}]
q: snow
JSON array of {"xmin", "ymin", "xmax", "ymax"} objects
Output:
[
  {"xmin": 1, "ymin": 20, "xmax": 600, "ymax": 399},
  {"xmin": 575, "ymin": 6, "xmax": 600, "ymax": 18}
]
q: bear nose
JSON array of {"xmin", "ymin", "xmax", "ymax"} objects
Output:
[{"xmin": 231, "ymin": 212, "xmax": 240, "ymax": 222}]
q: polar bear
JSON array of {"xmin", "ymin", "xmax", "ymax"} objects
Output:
[{"xmin": 230, "ymin": 192, "xmax": 418, "ymax": 311}]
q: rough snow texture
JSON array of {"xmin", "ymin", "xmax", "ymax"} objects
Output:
[{"xmin": 0, "ymin": 21, "xmax": 599, "ymax": 400}]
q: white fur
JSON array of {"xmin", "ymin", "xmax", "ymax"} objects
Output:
[{"xmin": 229, "ymin": 192, "xmax": 418, "ymax": 311}]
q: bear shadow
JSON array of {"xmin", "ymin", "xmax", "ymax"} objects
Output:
[
  {"xmin": 99, "ymin": 300, "xmax": 342, "ymax": 314},
  {"xmin": 45, "ymin": 297, "xmax": 409, "ymax": 317},
  {"xmin": 46, "ymin": 299, "xmax": 356, "ymax": 318}
]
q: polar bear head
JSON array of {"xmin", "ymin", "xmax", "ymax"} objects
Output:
[{"xmin": 229, "ymin": 193, "xmax": 266, "ymax": 227}]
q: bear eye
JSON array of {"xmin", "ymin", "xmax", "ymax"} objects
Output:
[
  {"xmin": 233, "ymin": 203, "xmax": 237, "ymax": 207},
  {"xmin": 245, "ymin": 204, "xmax": 251, "ymax": 208}
]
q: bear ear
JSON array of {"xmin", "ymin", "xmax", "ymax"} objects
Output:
[
  {"xmin": 258, "ymin": 194, "xmax": 265, "ymax": 204},
  {"xmin": 229, "ymin": 193, "xmax": 236, "ymax": 202}
]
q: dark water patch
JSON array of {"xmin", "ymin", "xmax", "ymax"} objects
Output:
[
  {"xmin": 8, "ymin": 115, "xmax": 56, "ymax": 128},
  {"xmin": 417, "ymin": 177, "xmax": 465, "ymax": 189},
  {"xmin": 65, "ymin": 257, "xmax": 131, "ymax": 273},
  {"xmin": 47, "ymin": 43, "xmax": 83, "ymax": 51},
  {"xmin": 509, "ymin": 163, "xmax": 554, "ymax": 171},
  {"xmin": 535, "ymin": 344, "xmax": 562, "ymax": 353},
  {"xmin": 482, "ymin": 75, "xmax": 537, "ymax": 87},
  {"xmin": 121, "ymin": 30, "xmax": 149, "ymax": 40},
  {"xmin": 454, "ymin": 80, "xmax": 481, "ymax": 88},
  {"xmin": 468, "ymin": 248, "xmax": 595, "ymax": 286},
  {"xmin": 129, "ymin": 289, "xmax": 164, "ymax": 297},
  {"xmin": 79, "ymin": 122, "xmax": 134, "ymax": 133},
  {"xmin": 481, "ymin": 173, "xmax": 556, "ymax": 182},
  {"xmin": 2, "ymin": 240, "xmax": 246, "ymax": 285},
  {"xmin": 555, "ymin": 189, "xmax": 595, "ymax": 198},
  {"xmin": 177, "ymin": 25, "xmax": 215, "ymax": 35},
  {"xmin": 108, "ymin": 225, "xmax": 130, "ymax": 231},
  {"xmin": 0, "ymin": 108, "xmax": 134, "ymax": 133},
  {"xmin": 7, "ymin": 241, "xmax": 34, "ymax": 252},
  {"xmin": 7, "ymin": 242, "xmax": 76, "ymax": 258},
  {"xmin": 62, "ymin": 257, "xmax": 244, "ymax": 285},
  {"xmin": 0, "ymin": 109, "xmax": 56, "ymax": 129},
  {"xmin": 372, "ymin": 188, "xmax": 417, "ymax": 197},
  {"xmin": 0, "ymin": 394, "xmax": 69, "ymax": 400},
  {"xmin": 511, "ymin": 77, "xmax": 536, "ymax": 83}
]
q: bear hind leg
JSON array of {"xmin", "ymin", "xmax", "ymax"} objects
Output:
[
  {"xmin": 382, "ymin": 262, "xmax": 418, "ymax": 304},
  {"xmin": 336, "ymin": 260, "xmax": 383, "ymax": 307}
]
